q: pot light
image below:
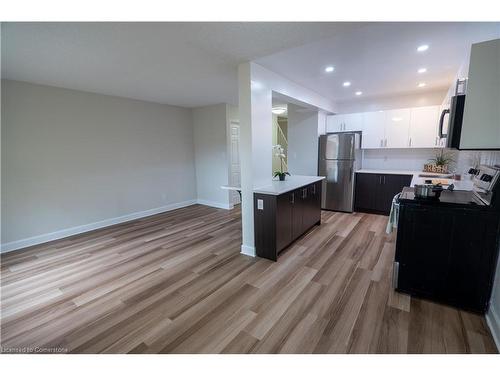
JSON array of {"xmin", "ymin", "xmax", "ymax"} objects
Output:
[
  {"xmin": 355, "ymin": 91, "xmax": 363, "ymax": 96},
  {"xmin": 272, "ymin": 107, "xmax": 287, "ymax": 115},
  {"xmin": 418, "ymin": 82, "xmax": 427, "ymax": 87},
  {"xmin": 325, "ymin": 66, "xmax": 335, "ymax": 73},
  {"xmin": 418, "ymin": 67, "xmax": 427, "ymax": 73},
  {"xmin": 343, "ymin": 81, "xmax": 351, "ymax": 87},
  {"xmin": 392, "ymin": 117, "xmax": 402, "ymax": 122},
  {"xmin": 417, "ymin": 44, "xmax": 429, "ymax": 52}
]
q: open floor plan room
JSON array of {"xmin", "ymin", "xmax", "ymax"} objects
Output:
[
  {"xmin": 1, "ymin": 206, "xmax": 496, "ymax": 353},
  {"xmin": 1, "ymin": 14, "xmax": 500, "ymax": 370}
]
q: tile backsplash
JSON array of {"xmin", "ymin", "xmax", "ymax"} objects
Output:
[{"xmin": 362, "ymin": 148, "xmax": 500, "ymax": 175}]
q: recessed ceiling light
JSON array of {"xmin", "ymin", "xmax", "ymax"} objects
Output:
[
  {"xmin": 418, "ymin": 68, "xmax": 427, "ymax": 74},
  {"xmin": 355, "ymin": 91, "xmax": 363, "ymax": 96},
  {"xmin": 417, "ymin": 44, "xmax": 429, "ymax": 52},
  {"xmin": 325, "ymin": 66, "xmax": 335, "ymax": 73},
  {"xmin": 343, "ymin": 81, "xmax": 351, "ymax": 87},
  {"xmin": 392, "ymin": 117, "xmax": 402, "ymax": 122},
  {"xmin": 418, "ymin": 82, "xmax": 427, "ymax": 88},
  {"xmin": 272, "ymin": 107, "xmax": 287, "ymax": 115}
]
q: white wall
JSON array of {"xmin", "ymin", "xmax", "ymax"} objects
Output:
[
  {"xmin": 362, "ymin": 148, "xmax": 500, "ymax": 174},
  {"xmin": 287, "ymin": 104, "xmax": 319, "ymax": 176},
  {"xmin": 1, "ymin": 80, "xmax": 197, "ymax": 251},
  {"xmin": 192, "ymin": 104, "xmax": 231, "ymax": 209},
  {"xmin": 337, "ymin": 89, "xmax": 447, "ymax": 114},
  {"xmin": 238, "ymin": 62, "xmax": 336, "ymax": 256}
]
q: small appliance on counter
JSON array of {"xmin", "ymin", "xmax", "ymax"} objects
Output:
[{"xmin": 393, "ymin": 165, "xmax": 500, "ymax": 313}]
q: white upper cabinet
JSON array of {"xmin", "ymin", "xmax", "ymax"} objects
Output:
[
  {"xmin": 362, "ymin": 111, "xmax": 386, "ymax": 148},
  {"xmin": 326, "ymin": 115, "xmax": 343, "ymax": 132},
  {"xmin": 385, "ymin": 109, "xmax": 411, "ymax": 148},
  {"xmin": 326, "ymin": 113, "xmax": 363, "ymax": 133},
  {"xmin": 408, "ymin": 106, "xmax": 440, "ymax": 148},
  {"xmin": 342, "ymin": 113, "xmax": 363, "ymax": 131},
  {"xmin": 460, "ymin": 38, "xmax": 500, "ymax": 149}
]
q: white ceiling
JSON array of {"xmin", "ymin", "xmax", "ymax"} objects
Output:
[
  {"xmin": 1, "ymin": 22, "xmax": 358, "ymax": 107},
  {"xmin": 257, "ymin": 22, "xmax": 500, "ymax": 102},
  {"xmin": 2, "ymin": 22, "xmax": 499, "ymax": 108}
]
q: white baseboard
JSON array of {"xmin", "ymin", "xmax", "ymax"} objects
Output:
[
  {"xmin": 486, "ymin": 305, "xmax": 500, "ymax": 352},
  {"xmin": 240, "ymin": 244, "xmax": 255, "ymax": 257},
  {"xmin": 196, "ymin": 199, "xmax": 233, "ymax": 210},
  {"xmin": 0, "ymin": 199, "xmax": 197, "ymax": 254}
]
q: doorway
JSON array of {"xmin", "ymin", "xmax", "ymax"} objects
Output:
[{"xmin": 229, "ymin": 120, "xmax": 241, "ymax": 205}]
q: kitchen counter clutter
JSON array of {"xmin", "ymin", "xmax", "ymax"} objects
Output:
[
  {"xmin": 253, "ymin": 175, "xmax": 325, "ymax": 195},
  {"xmin": 253, "ymin": 175, "xmax": 324, "ymax": 261}
]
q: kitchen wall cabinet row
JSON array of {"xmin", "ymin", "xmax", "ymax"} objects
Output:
[
  {"xmin": 326, "ymin": 105, "xmax": 445, "ymax": 149},
  {"xmin": 254, "ymin": 181, "xmax": 322, "ymax": 261}
]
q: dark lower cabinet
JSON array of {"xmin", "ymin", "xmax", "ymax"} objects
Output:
[
  {"xmin": 354, "ymin": 173, "xmax": 412, "ymax": 215},
  {"xmin": 254, "ymin": 181, "xmax": 322, "ymax": 261},
  {"xmin": 395, "ymin": 203, "xmax": 500, "ymax": 313}
]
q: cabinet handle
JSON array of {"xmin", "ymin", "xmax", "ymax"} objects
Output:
[
  {"xmin": 409, "ymin": 137, "xmax": 412, "ymax": 147},
  {"xmin": 380, "ymin": 139, "xmax": 383, "ymax": 147},
  {"xmin": 384, "ymin": 139, "xmax": 388, "ymax": 147},
  {"xmin": 312, "ymin": 184, "xmax": 316, "ymax": 194},
  {"xmin": 379, "ymin": 176, "xmax": 382, "ymax": 184},
  {"xmin": 383, "ymin": 176, "xmax": 386, "ymax": 184},
  {"xmin": 290, "ymin": 193, "xmax": 294, "ymax": 204},
  {"xmin": 302, "ymin": 188, "xmax": 307, "ymax": 199}
]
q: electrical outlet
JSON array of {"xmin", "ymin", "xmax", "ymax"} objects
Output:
[{"xmin": 257, "ymin": 199, "xmax": 264, "ymax": 210}]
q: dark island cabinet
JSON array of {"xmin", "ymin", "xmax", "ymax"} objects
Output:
[
  {"xmin": 254, "ymin": 180, "xmax": 322, "ymax": 261},
  {"xmin": 395, "ymin": 203, "xmax": 500, "ymax": 313},
  {"xmin": 354, "ymin": 173, "xmax": 412, "ymax": 215}
]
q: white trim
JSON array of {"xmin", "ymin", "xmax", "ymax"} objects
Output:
[
  {"xmin": 486, "ymin": 305, "xmax": 500, "ymax": 351},
  {"xmin": 196, "ymin": 199, "xmax": 233, "ymax": 210},
  {"xmin": 240, "ymin": 244, "xmax": 255, "ymax": 257},
  {"xmin": 0, "ymin": 200, "xmax": 197, "ymax": 253}
]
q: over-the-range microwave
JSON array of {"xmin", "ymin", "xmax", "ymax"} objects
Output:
[{"xmin": 438, "ymin": 94, "xmax": 466, "ymax": 149}]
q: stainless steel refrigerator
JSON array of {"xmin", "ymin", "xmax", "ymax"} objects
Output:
[{"xmin": 318, "ymin": 132, "xmax": 361, "ymax": 212}]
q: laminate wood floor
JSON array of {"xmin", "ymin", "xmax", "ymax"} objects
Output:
[{"xmin": 1, "ymin": 205, "xmax": 497, "ymax": 354}]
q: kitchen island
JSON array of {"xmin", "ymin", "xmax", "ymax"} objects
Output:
[{"xmin": 253, "ymin": 175, "xmax": 324, "ymax": 261}]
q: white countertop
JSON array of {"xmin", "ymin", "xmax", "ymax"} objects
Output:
[
  {"xmin": 253, "ymin": 175, "xmax": 325, "ymax": 195},
  {"xmin": 356, "ymin": 169, "xmax": 474, "ymax": 191}
]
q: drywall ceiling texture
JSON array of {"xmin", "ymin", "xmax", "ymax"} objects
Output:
[
  {"xmin": 257, "ymin": 22, "xmax": 500, "ymax": 104},
  {"xmin": 1, "ymin": 80, "xmax": 197, "ymax": 248},
  {"xmin": 1, "ymin": 22, "xmax": 357, "ymax": 107},
  {"xmin": 336, "ymin": 89, "xmax": 447, "ymax": 114}
]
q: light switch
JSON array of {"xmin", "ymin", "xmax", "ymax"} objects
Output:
[{"xmin": 257, "ymin": 199, "xmax": 264, "ymax": 210}]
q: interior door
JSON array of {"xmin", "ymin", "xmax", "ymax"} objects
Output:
[
  {"xmin": 230, "ymin": 121, "xmax": 241, "ymax": 205},
  {"xmin": 409, "ymin": 106, "xmax": 440, "ymax": 148},
  {"xmin": 361, "ymin": 111, "xmax": 386, "ymax": 148},
  {"xmin": 385, "ymin": 109, "xmax": 411, "ymax": 148}
]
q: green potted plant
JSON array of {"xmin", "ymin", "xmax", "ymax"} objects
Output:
[
  {"xmin": 424, "ymin": 149, "xmax": 454, "ymax": 174},
  {"xmin": 273, "ymin": 144, "xmax": 290, "ymax": 181}
]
